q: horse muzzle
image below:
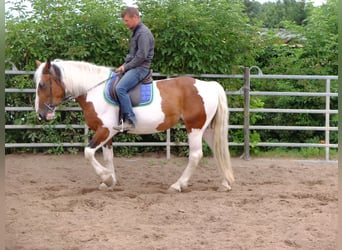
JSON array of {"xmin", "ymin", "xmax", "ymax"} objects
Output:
[{"xmin": 38, "ymin": 107, "xmax": 56, "ymax": 121}]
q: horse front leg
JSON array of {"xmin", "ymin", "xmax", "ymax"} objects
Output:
[
  {"xmin": 84, "ymin": 128, "xmax": 117, "ymax": 191},
  {"xmin": 100, "ymin": 140, "xmax": 117, "ymax": 189}
]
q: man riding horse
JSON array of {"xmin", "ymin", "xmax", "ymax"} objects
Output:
[{"xmin": 114, "ymin": 7, "xmax": 155, "ymax": 131}]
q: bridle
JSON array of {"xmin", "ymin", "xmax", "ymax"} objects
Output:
[
  {"xmin": 41, "ymin": 65, "xmax": 72, "ymax": 112},
  {"xmin": 40, "ymin": 64, "xmax": 115, "ymax": 112}
]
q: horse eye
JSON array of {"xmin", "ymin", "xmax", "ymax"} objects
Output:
[{"xmin": 39, "ymin": 82, "xmax": 46, "ymax": 89}]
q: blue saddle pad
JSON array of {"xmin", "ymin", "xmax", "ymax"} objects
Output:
[{"xmin": 103, "ymin": 71, "xmax": 153, "ymax": 106}]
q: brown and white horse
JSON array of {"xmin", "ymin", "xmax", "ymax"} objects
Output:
[{"xmin": 34, "ymin": 59, "xmax": 234, "ymax": 192}]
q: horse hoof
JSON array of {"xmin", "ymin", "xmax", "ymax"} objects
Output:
[
  {"xmin": 168, "ymin": 184, "xmax": 182, "ymax": 193},
  {"xmin": 103, "ymin": 175, "xmax": 115, "ymax": 187},
  {"xmin": 98, "ymin": 182, "xmax": 108, "ymax": 191},
  {"xmin": 167, "ymin": 187, "xmax": 180, "ymax": 193},
  {"xmin": 98, "ymin": 182, "xmax": 114, "ymax": 191},
  {"xmin": 217, "ymin": 185, "xmax": 232, "ymax": 192}
]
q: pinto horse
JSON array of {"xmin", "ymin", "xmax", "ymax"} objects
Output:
[{"xmin": 34, "ymin": 59, "xmax": 234, "ymax": 192}]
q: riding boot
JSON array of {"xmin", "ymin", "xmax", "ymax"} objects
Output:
[{"xmin": 114, "ymin": 114, "xmax": 135, "ymax": 132}]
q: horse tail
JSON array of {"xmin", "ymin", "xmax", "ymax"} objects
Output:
[{"xmin": 211, "ymin": 83, "xmax": 235, "ymax": 185}]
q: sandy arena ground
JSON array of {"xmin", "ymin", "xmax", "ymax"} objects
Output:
[{"xmin": 5, "ymin": 153, "xmax": 338, "ymax": 250}]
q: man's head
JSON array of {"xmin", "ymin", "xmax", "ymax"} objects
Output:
[{"xmin": 121, "ymin": 7, "xmax": 140, "ymax": 30}]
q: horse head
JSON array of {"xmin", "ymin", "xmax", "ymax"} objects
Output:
[{"xmin": 34, "ymin": 59, "xmax": 66, "ymax": 121}]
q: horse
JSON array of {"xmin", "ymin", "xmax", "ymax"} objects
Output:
[{"xmin": 34, "ymin": 59, "xmax": 234, "ymax": 192}]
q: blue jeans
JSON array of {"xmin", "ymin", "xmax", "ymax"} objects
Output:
[{"xmin": 115, "ymin": 67, "xmax": 150, "ymax": 123}]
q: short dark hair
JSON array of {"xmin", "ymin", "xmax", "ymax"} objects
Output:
[{"xmin": 121, "ymin": 7, "xmax": 139, "ymax": 18}]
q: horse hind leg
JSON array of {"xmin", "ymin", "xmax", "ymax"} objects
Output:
[
  {"xmin": 203, "ymin": 127, "xmax": 214, "ymax": 150},
  {"xmin": 169, "ymin": 131, "xmax": 203, "ymax": 192},
  {"xmin": 204, "ymin": 125, "xmax": 233, "ymax": 192}
]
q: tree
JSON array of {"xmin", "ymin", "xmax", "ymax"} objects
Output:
[
  {"xmin": 250, "ymin": 0, "xmax": 338, "ymax": 149},
  {"xmin": 136, "ymin": 0, "xmax": 258, "ymax": 74},
  {"xmin": 5, "ymin": 0, "xmax": 127, "ymax": 70},
  {"xmin": 255, "ymin": 0, "xmax": 337, "ymax": 75},
  {"xmin": 301, "ymin": 0, "xmax": 338, "ymax": 75},
  {"xmin": 6, "ymin": 0, "xmax": 258, "ymax": 74},
  {"xmin": 242, "ymin": 0, "xmax": 263, "ymax": 25},
  {"xmin": 244, "ymin": 0, "xmax": 308, "ymax": 28}
]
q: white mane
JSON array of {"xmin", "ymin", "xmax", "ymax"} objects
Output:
[{"xmin": 35, "ymin": 60, "xmax": 112, "ymax": 97}]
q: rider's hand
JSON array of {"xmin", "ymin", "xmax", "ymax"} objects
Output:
[{"xmin": 115, "ymin": 65, "xmax": 125, "ymax": 73}]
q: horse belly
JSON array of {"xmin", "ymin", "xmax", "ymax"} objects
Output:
[{"xmin": 131, "ymin": 86, "xmax": 166, "ymax": 134}]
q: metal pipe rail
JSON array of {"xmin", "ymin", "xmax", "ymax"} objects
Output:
[
  {"xmin": 5, "ymin": 69, "xmax": 338, "ymax": 160},
  {"xmin": 231, "ymin": 68, "xmax": 338, "ymax": 161}
]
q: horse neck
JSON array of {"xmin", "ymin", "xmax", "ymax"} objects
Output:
[{"xmin": 58, "ymin": 61, "xmax": 111, "ymax": 97}]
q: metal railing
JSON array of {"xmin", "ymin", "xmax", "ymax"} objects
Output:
[
  {"xmin": 5, "ymin": 68, "xmax": 338, "ymax": 161},
  {"xmin": 228, "ymin": 67, "xmax": 338, "ymax": 161}
]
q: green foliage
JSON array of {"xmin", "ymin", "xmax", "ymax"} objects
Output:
[
  {"xmin": 137, "ymin": 0, "xmax": 257, "ymax": 74},
  {"xmin": 249, "ymin": 0, "xmax": 338, "ymax": 156},
  {"xmin": 113, "ymin": 133, "xmax": 143, "ymax": 156},
  {"xmin": 244, "ymin": 0, "xmax": 307, "ymax": 28},
  {"xmin": 256, "ymin": 147, "xmax": 337, "ymax": 160},
  {"xmin": 255, "ymin": 0, "xmax": 338, "ymax": 75},
  {"xmin": 170, "ymin": 124, "xmax": 189, "ymax": 157},
  {"xmin": 300, "ymin": 0, "xmax": 338, "ymax": 75},
  {"xmin": 228, "ymin": 95, "xmax": 264, "ymax": 156},
  {"xmin": 6, "ymin": 0, "xmax": 127, "ymax": 70}
]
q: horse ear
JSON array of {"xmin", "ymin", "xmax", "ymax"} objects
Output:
[
  {"xmin": 35, "ymin": 60, "xmax": 42, "ymax": 67},
  {"xmin": 43, "ymin": 59, "xmax": 51, "ymax": 72}
]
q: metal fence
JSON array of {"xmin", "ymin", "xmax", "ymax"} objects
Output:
[{"xmin": 5, "ymin": 68, "xmax": 338, "ymax": 161}]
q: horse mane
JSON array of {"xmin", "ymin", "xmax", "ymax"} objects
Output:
[{"xmin": 35, "ymin": 59, "xmax": 112, "ymax": 97}]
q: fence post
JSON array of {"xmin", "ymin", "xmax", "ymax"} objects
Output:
[
  {"xmin": 243, "ymin": 67, "xmax": 251, "ymax": 160},
  {"xmin": 166, "ymin": 129, "xmax": 171, "ymax": 160},
  {"xmin": 84, "ymin": 124, "xmax": 89, "ymax": 145},
  {"xmin": 325, "ymin": 79, "xmax": 330, "ymax": 161}
]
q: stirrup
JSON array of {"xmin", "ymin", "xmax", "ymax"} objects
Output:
[{"xmin": 114, "ymin": 119, "xmax": 135, "ymax": 132}]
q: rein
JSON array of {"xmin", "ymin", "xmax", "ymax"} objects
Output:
[{"xmin": 61, "ymin": 76, "xmax": 112, "ymax": 103}]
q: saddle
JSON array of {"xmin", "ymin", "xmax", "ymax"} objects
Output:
[{"xmin": 104, "ymin": 70, "xmax": 153, "ymax": 107}]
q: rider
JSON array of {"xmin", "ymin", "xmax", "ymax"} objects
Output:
[{"xmin": 114, "ymin": 7, "xmax": 155, "ymax": 131}]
